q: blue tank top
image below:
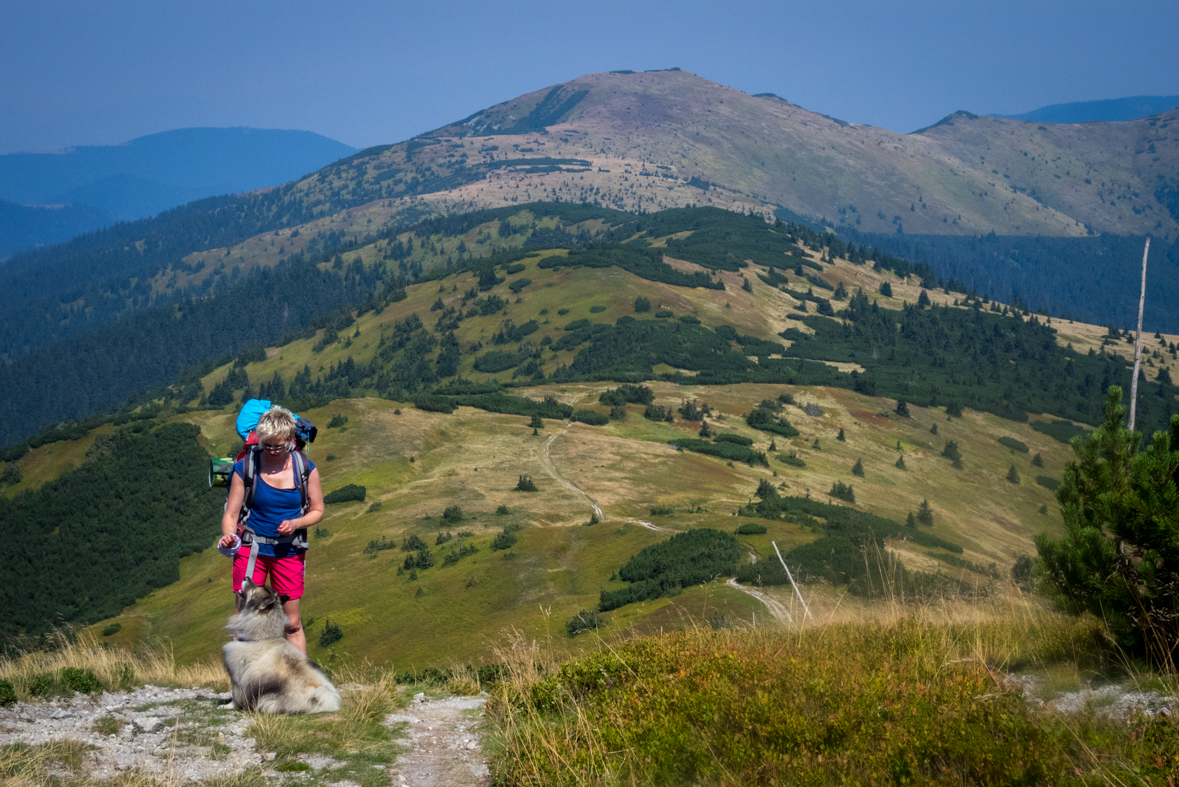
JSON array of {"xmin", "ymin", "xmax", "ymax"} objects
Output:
[{"xmin": 233, "ymin": 457, "xmax": 316, "ymax": 557}]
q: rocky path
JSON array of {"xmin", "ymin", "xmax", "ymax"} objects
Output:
[
  {"xmin": 0, "ymin": 684, "xmax": 261, "ymax": 782},
  {"xmin": 0, "ymin": 683, "xmax": 495, "ymax": 785},
  {"xmin": 387, "ymin": 693, "xmax": 491, "ymax": 787}
]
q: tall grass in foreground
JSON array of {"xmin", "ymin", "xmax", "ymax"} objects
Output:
[
  {"xmin": 485, "ymin": 593, "xmax": 1179, "ymax": 786},
  {"xmin": 0, "ymin": 629, "xmax": 226, "ymax": 700}
]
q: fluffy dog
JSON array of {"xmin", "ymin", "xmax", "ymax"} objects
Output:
[{"xmin": 222, "ymin": 579, "xmax": 341, "ymax": 713}]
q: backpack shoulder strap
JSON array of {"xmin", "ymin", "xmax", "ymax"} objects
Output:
[
  {"xmin": 291, "ymin": 450, "xmax": 311, "ymax": 515},
  {"xmin": 239, "ymin": 446, "xmax": 260, "ymax": 523}
]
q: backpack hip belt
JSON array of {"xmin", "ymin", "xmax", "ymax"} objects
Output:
[{"xmin": 240, "ymin": 527, "xmax": 308, "ymax": 582}]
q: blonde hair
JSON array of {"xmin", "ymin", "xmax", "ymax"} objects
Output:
[{"xmin": 255, "ymin": 405, "xmax": 297, "ymax": 443}]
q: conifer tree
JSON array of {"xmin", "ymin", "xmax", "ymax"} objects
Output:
[
  {"xmin": 895, "ymin": 455, "xmax": 906, "ymax": 470},
  {"xmin": 1007, "ymin": 465, "xmax": 1021, "ymax": 484},
  {"xmin": 1035, "ymin": 387, "xmax": 1179, "ymax": 667},
  {"xmin": 852, "ymin": 458, "xmax": 865, "ymax": 477},
  {"xmin": 837, "ymin": 428, "xmax": 846, "ymax": 442}
]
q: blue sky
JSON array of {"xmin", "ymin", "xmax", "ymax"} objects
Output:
[{"xmin": 2, "ymin": 0, "xmax": 1177, "ymax": 154}]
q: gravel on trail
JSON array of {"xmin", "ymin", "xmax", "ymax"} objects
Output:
[
  {"xmin": 386, "ymin": 692, "xmax": 491, "ymax": 787},
  {"xmin": 0, "ymin": 684, "xmax": 493, "ymax": 784},
  {"xmin": 0, "ymin": 684, "xmax": 259, "ymax": 782}
]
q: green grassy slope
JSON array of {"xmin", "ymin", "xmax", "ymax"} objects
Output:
[{"xmin": 5, "ymin": 210, "xmax": 1174, "ymax": 668}]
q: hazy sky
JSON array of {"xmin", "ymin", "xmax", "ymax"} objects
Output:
[{"xmin": 3, "ymin": 0, "xmax": 1177, "ymax": 154}]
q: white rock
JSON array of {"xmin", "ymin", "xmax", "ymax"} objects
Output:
[{"xmin": 133, "ymin": 717, "xmax": 164, "ymax": 733}]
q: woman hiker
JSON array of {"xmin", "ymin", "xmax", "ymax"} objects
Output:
[{"xmin": 219, "ymin": 405, "xmax": 325, "ymax": 653}]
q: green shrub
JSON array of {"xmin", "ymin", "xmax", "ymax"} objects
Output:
[
  {"xmin": 401, "ymin": 534, "xmax": 428, "ymax": 552},
  {"xmin": 998, "ymin": 436, "xmax": 1029, "ymax": 453},
  {"xmin": 403, "ymin": 548, "xmax": 434, "ymax": 570},
  {"xmin": 599, "ymin": 384, "xmax": 654, "ymax": 406},
  {"xmin": 572, "ymin": 410, "xmax": 608, "ymax": 426},
  {"xmin": 644, "ymin": 403, "xmax": 675, "ymax": 422},
  {"xmin": 61, "ymin": 667, "xmax": 105, "ymax": 694},
  {"xmin": 515, "ymin": 475, "xmax": 538, "ymax": 492},
  {"xmin": 442, "ymin": 505, "xmax": 464, "ymax": 523},
  {"xmin": 1036, "ymin": 475, "xmax": 1061, "ymax": 491},
  {"xmin": 101, "ymin": 622, "xmax": 122, "ymax": 637},
  {"xmin": 324, "ymin": 484, "xmax": 366, "ymax": 504},
  {"xmin": 0, "ymin": 680, "xmax": 16, "ymax": 707},
  {"xmin": 366, "ymin": 502, "xmax": 382, "ymax": 513},
  {"xmin": 649, "ymin": 505, "xmax": 674, "ymax": 516},
  {"xmin": 29, "ymin": 668, "xmax": 105, "ymax": 697},
  {"xmin": 589, "ymin": 305, "xmax": 607, "ymax": 313},
  {"xmin": 655, "ymin": 310, "xmax": 674, "ymax": 318},
  {"xmin": 735, "ymin": 523, "xmax": 767, "ymax": 535},
  {"xmin": 713, "ymin": 433, "xmax": 753, "ymax": 446},
  {"xmin": 319, "ymin": 619, "xmax": 343, "ymax": 647},
  {"xmin": 672, "ymin": 438, "xmax": 767, "ymax": 467},
  {"xmin": 327, "ymin": 414, "xmax": 349, "ymax": 429},
  {"xmin": 679, "ymin": 315, "xmax": 701, "ymax": 324},
  {"xmin": 566, "ymin": 610, "xmax": 604, "ymax": 637},
  {"xmin": 363, "ymin": 537, "xmax": 397, "ymax": 555},
  {"xmin": 496, "ymin": 504, "xmax": 510, "ymax": 515},
  {"xmin": 600, "ymin": 529, "xmax": 742, "ymax": 611},
  {"xmin": 634, "ymin": 296, "xmax": 651, "ymax": 313},
  {"xmin": 777, "ymin": 452, "xmax": 806, "ymax": 467},
  {"xmin": 745, "ymin": 401, "xmax": 800, "ymax": 437},
  {"xmin": 1030, "ymin": 418, "xmax": 1090, "ymax": 443},
  {"xmin": 491, "ymin": 529, "xmax": 519, "ymax": 551},
  {"xmin": 828, "ymin": 481, "xmax": 855, "ymax": 503}
]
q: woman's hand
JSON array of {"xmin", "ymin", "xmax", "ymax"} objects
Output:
[
  {"xmin": 219, "ymin": 533, "xmax": 239, "ymax": 548},
  {"xmin": 277, "ymin": 519, "xmax": 300, "ymax": 536}
]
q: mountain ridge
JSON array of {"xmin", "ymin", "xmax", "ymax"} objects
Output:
[{"xmin": 990, "ymin": 94, "xmax": 1179, "ymax": 125}]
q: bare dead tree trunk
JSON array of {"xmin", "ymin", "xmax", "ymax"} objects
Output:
[{"xmin": 1129, "ymin": 238, "xmax": 1151, "ymax": 430}]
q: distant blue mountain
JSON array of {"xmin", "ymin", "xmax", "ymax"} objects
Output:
[
  {"xmin": 0, "ymin": 199, "xmax": 113, "ymax": 259},
  {"xmin": 0, "ymin": 127, "xmax": 355, "ymax": 258},
  {"xmin": 990, "ymin": 95, "xmax": 1179, "ymax": 124},
  {"xmin": 47, "ymin": 174, "xmax": 220, "ymax": 224}
]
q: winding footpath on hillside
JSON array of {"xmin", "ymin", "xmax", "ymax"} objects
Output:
[{"xmin": 542, "ymin": 411, "xmax": 791, "ymax": 624}]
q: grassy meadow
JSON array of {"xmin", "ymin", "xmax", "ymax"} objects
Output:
[{"xmin": 58, "ymin": 369, "xmax": 1074, "ymax": 671}]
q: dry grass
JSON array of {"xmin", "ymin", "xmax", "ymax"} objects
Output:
[
  {"xmin": 483, "ymin": 591, "xmax": 1175, "ymax": 786},
  {"xmin": 0, "ymin": 629, "xmax": 226, "ymax": 701}
]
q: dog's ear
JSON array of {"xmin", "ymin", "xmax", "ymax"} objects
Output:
[{"xmin": 279, "ymin": 594, "xmax": 291, "ymax": 604}]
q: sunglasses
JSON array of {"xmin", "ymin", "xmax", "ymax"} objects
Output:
[{"xmin": 260, "ymin": 441, "xmax": 291, "ymax": 453}]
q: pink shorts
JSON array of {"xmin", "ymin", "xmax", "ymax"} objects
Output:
[{"xmin": 232, "ymin": 551, "xmax": 306, "ymax": 599}]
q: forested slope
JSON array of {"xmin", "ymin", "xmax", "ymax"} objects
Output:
[{"xmin": 0, "ymin": 423, "xmax": 222, "ymax": 645}]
